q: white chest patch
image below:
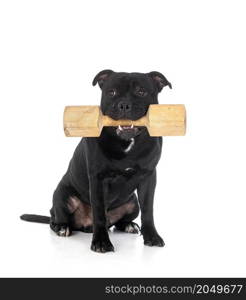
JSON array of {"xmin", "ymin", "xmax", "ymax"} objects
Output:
[
  {"xmin": 125, "ymin": 167, "xmax": 134, "ymax": 171},
  {"xmin": 124, "ymin": 138, "xmax": 135, "ymax": 153}
]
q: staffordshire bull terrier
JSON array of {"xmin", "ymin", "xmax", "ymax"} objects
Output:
[{"xmin": 21, "ymin": 70, "xmax": 172, "ymax": 253}]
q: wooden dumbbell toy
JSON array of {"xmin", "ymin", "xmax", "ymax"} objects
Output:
[{"xmin": 63, "ymin": 104, "xmax": 186, "ymax": 137}]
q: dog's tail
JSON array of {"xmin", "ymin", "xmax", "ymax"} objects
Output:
[{"xmin": 20, "ymin": 214, "xmax": 50, "ymax": 224}]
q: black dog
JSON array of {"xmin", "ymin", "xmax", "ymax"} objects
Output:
[{"xmin": 21, "ymin": 70, "xmax": 172, "ymax": 253}]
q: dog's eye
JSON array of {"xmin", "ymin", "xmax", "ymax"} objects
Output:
[
  {"xmin": 136, "ymin": 87, "xmax": 147, "ymax": 97},
  {"xmin": 107, "ymin": 89, "xmax": 116, "ymax": 97}
]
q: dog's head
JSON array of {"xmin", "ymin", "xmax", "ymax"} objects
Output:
[{"xmin": 93, "ymin": 70, "xmax": 171, "ymax": 140}]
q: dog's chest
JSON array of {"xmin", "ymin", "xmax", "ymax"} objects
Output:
[
  {"xmin": 123, "ymin": 138, "xmax": 135, "ymax": 153},
  {"xmin": 105, "ymin": 166, "xmax": 136, "ymax": 179}
]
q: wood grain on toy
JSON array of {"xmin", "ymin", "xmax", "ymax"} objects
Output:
[{"xmin": 63, "ymin": 104, "xmax": 186, "ymax": 137}]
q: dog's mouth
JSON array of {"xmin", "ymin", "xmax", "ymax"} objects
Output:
[{"xmin": 115, "ymin": 125, "xmax": 141, "ymax": 140}]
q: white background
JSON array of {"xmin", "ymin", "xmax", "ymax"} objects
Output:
[{"xmin": 0, "ymin": 0, "xmax": 246, "ymax": 277}]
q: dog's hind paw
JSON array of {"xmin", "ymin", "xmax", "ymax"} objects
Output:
[
  {"xmin": 114, "ymin": 221, "xmax": 140, "ymax": 234},
  {"xmin": 50, "ymin": 222, "xmax": 71, "ymax": 237},
  {"xmin": 124, "ymin": 222, "xmax": 140, "ymax": 234},
  {"xmin": 57, "ymin": 226, "xmax": 71, "ymax": 237}
]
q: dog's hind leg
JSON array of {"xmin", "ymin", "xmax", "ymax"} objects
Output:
[
  {"xmin": 111, "ymin": 193, "xmax": 140, "ymax": 234},
  {"xmin": 50, "ymin": 183, "xmax": 72, "ymax": 237}
]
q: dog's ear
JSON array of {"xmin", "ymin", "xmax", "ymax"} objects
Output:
[
  {"xmin": 147, "ymin": 71, "xmax": 172, "ymax": 92},
  {"xmin": 92, "ymin": 69, "xmax": 114, "ymax": 88}
]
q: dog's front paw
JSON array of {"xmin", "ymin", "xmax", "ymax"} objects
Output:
[
  {"xmin": 144, "ymin": 234, "xmax": 164, "ymax": 247},
  {"xmin": 142, "ymin": 227, "xmax": 165, "ymax": 247},
  {"xmin": 91, "ymin": 237, "xmax": 114, "ymax": 253},
  {"xmin": 91, "ymin": 229, "xmax": 114, "ymax": 253}
]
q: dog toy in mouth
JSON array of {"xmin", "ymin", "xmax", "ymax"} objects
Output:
[{"xmin": 63, "ymin": 104, "xmax": 186, "ymax": 137}]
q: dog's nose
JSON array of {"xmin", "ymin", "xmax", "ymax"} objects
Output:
[{"xmin": 117, "ymin": 101, "xmax": 132, "ymax": 112}]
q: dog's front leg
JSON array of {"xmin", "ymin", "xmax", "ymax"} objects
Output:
[
  {"xmin": 89, "ymin": 175, "xmax": 114, "ymax": 253},
  {"xmin": 138, "ymin": 169, "xmax": 164, "ymax": 247}
]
